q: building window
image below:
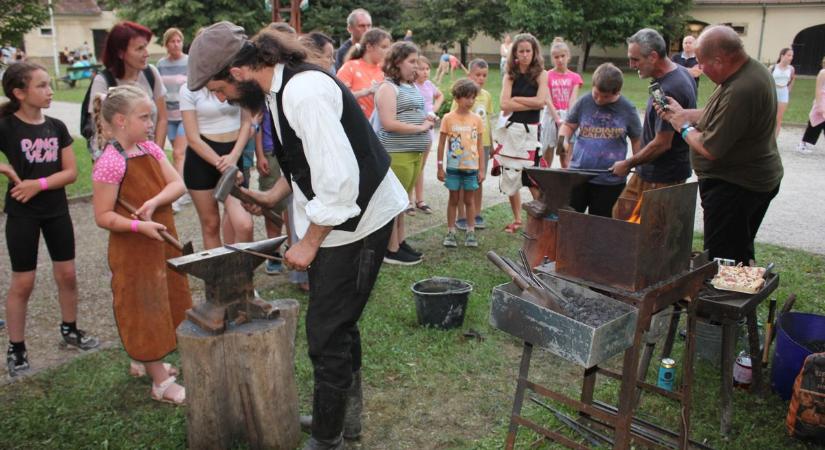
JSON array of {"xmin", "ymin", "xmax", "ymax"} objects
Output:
[
  {"xmin": 721, "ymin": 23, "xmax": 747, "ymax": 36},
  {"xmin": 40, "ymin": 28, "xmax": 53, "ymax": 36}
]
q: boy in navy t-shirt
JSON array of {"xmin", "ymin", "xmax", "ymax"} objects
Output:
[{"xmin": 559, "ymin": 63, "xmax": 642, "ymax": 217}]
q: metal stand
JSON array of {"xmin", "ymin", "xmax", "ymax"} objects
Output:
[
  {"xmin": 661, "ymin": 273, "xmax": 779, "ymax": 435},
  {"xmin": 505, "ymin": 262, "xmax": 716, "ymax": 449}
]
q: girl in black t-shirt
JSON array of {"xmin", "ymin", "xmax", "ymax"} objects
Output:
[{"xmin": 0, "ymin": 62, "xmax": 99, "ymax": 377}]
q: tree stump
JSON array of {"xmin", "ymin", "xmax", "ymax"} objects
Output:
[{"xmin": 177, "ymin": 299, "xmax": 301, "ymax": 450}]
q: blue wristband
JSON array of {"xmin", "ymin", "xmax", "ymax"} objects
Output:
[{"xmin": 681, "ymin": 125, "xmax": 695, "ymax": 141}]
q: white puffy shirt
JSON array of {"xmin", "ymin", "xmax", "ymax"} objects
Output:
[
  {"xmin": 267, "ymin": 63, "xmax": 408, "ymax": 247},
  {"xmin": 179, "ymin": 85, "xmax": 241, "ymax": 134}
]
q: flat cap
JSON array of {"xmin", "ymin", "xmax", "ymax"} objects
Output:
[{"xmin": 188, "ymin": 21, "xmax": 247, "ymax": 91}]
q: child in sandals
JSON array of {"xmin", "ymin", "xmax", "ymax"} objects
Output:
[{"xmin": 91, "ymin": 85, "xmax": 192, "ymax": 405}]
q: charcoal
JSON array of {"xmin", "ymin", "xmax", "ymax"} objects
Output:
[
  {"xmin": 805, "ymin": 340, "xmax": 825, "ymax": 353},
  {"xmin": 549, "ymin": 287, "xmax": 628, "ymax": 328}
]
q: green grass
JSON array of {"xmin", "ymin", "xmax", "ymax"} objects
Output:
[{"xmin": 1, "ymin": 203, "xmax": 823, "ymax": 449}]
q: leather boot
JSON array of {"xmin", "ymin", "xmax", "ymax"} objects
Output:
[
  {"xmin": 301, "ymin": 382, "xmax": 347, "ymax": 450},
  {"xmin": 299, "ymin": 370, "xmax": 364, "ymax": 439},
  {"xmin": 343, "ymin": 370, "xmax": 363, "ymax": 440}
]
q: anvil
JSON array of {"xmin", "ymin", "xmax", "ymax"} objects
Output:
[{"xmin": 167, "ymin": 236, "xmax": 288, "ymax": 334}]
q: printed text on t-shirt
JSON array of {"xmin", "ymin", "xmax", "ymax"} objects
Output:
[{"xmin": 22, "ymin": 138, "xmax": 59, "ymax": 163}]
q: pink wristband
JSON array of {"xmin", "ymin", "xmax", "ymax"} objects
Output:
[
  {"xmin": 38, "ymin": 177, "xmax": 48, "ymax": 190},
  {"xmin": 130, "ymin": 220, "xmax": 139, "ymax": 233}
]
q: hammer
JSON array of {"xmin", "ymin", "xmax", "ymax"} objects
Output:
[
  {"xmin": 213, "ymin": 166, "xmax": 284, "ymax": 229},
  {"xmin": 117, "ymin": 198, "xmax": 194, "ymax": 255}
]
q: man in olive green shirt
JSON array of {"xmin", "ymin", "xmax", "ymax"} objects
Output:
[{"xmin": 658, "ymin": 25, "xmax": 783, "ymax": 264}]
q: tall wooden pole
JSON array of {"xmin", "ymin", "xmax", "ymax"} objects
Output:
[
  {"xmin": 272, "ymin": 0, "xmax": 281, "ymax": 23},
  {"xmin": 271, "ymin": 0, "xmax": 301, "ymax": 33}
]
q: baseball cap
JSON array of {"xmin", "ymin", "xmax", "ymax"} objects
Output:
[{"xmin": 188, "ymin": 21, "xmax": 247, "ymax": 91}]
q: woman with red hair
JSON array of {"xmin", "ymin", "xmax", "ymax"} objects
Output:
[{"xmin": 87, "ymin": 21, "xmax": 167, "ymax": 160}]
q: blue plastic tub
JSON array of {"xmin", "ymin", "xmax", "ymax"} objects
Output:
[{"xmin": 771, "ymin": 312, "xmax": 825, "ymax": 400}]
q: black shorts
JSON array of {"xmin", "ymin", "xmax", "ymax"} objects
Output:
[
  {"xmin": 5, "ymin": 213, "xmax": 75, "ymax": 272},
  {"xmin": 183, "ymin": 136, "xmax": 240, "ymax": 190}
]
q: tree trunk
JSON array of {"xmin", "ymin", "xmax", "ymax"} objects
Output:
[
  {"xmin": 460, "ymin": 41, "xmax": 468, "ymax": 67},
  {"xmin": 177, "ymin": 299, "xmax": 301, "ymax": 450},
  {"xmin": 582, "ymin": 41, "xmax": 593, "ymax": 73}
]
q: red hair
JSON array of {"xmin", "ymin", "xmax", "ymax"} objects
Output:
[{"xmin": 102, "ymin": 21, "xmax": 153, "ymax": 78}]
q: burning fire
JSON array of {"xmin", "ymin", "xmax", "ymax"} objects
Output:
[{"xmin": 627, "ymin": 198, "xmax": 642, "ymax": 224}]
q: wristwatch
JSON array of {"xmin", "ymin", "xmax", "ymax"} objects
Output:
[{"xmin": 680, "ymin": 123, "xmax": 695, "ymax": 140}]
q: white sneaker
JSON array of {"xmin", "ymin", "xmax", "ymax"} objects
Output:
[
  {"xmin": 171, "ymin": 200, "xmax": 182, "ymax": 213},
  {"xmin": 179, "ymin": 192, "xmax": 192, "ymax": 205},
  {"xmin": 796, "ymin": 142, "xmax": 814, "ymax": 154}
]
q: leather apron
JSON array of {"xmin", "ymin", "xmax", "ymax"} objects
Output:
[{"xmin": 108, "ymin": 150, "xmax": 192, "ymax": 362}]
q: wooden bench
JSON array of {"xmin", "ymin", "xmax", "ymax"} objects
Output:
[{"xmin": 57, "ymin": 64, "xmax": 103, "ymax": 88}]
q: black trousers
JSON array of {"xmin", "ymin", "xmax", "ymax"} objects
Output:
[
  {"xmin": 802, "ymin": 120, "xmax": 825, "ymax": 145},
  {"xmin": 569, "ymin": 182, "xmax": 626, "ymax": 218},
  {"xmin": 699, "ymin": 178, "xmax": 780, "ymax": 264},
  {"xmin": 305, "ymin": 220, "xmax": 393, "ymax": 391}
]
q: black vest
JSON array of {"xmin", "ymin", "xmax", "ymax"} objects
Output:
[{"xmin": 271, "ymin": 63, "xmax": 391, "ymax": 232}]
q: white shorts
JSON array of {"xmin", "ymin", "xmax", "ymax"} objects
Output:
[{"xmin": 776, "ymin": 86, "xmax": 789, "ymax": 104}]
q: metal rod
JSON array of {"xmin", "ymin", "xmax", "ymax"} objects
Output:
[{"xmin": 528, "ymin": 395, "xmax": 611, "ymax": 447}]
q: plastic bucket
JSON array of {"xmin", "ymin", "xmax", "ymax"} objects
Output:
[
  {"xmin": 771, "ymin": 312, "xmax": 825, "ymax": 400},
  {"xmin": 410, "ymin": 277, "xmax": 472, "ymax": 329}
]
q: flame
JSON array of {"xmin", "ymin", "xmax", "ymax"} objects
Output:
[{"xmin": 627, "ymin": 198, "xmax": 642, "ymax": 224}]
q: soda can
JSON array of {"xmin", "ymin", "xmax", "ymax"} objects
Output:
[{"xmin": 657, "ymin": 358, "xmax": 676, "ymax": 391}]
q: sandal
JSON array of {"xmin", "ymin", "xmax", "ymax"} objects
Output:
[
  {"xmin": 405, "ymin": 203, "xmax": 416, "ymax": 216},
  {"xmin": 415, "ymin": 201, "xmax": 433, "ymax": 215},
  {"xmin": 151, "ymin": 376, "xmax": 186, "ymax": 406},
  {"xmin": 504, "ymin": 221, "xmax": 522, "ymax": 234},
  {"xmin": 130, "ymin": 361, "xmax": 178, "ymax": 378}
]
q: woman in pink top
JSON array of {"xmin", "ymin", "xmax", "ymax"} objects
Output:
[
  {"xmin": 797, "ymin": 56, "xmax": 825, "ymax": 154},
  {"xmin": 336, "ymin": 28, "xmax": 391, "ymax": 118}
]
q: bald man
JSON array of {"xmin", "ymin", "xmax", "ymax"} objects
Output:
[
  {"xmin": 672, "ymin": 36, "xmax": 702, "ymax": 88},
  {"xmin": 658, "ymin": 25, "xmax": 783, "ymax": 265}
]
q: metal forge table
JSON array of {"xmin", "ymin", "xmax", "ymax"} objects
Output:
[{"xmin": 493, "ymin": 182, "xmax": 718, "ymax": 449}]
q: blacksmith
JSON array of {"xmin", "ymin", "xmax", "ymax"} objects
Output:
[
  {"xmin": 658, "ymin": 25, "xmax": 783, "ymax": 264},
  {"xmin": 611, "ymin": 28, "xmax": 697, "ymax": 218},
  {"xmin": 187, "ymin": 22, "xmax": 407, "ymax": 450}
]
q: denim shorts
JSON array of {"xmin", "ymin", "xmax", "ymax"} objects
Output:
[
  {"xmin": 445, "ymin": 168, "xmax": 479, "ymax": 191},
  {"xmin": 167, "ymin": 120, "xmax": 186, "ymax": 141}
]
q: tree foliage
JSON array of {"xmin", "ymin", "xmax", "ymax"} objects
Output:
[
  {"xmin": 402, "ymin": 0, "xmax": 509, "ymax": 63},
  {"xmin": 106, "ymin": 0, "xmax": 270, "ymax": 46},
  {"xmin": 299, "ymin": 0, "xmax": 403, "ymax": 45},
  {"xmin": 0, "ymin": 0, "xmax": 49, "ymax": 45},
  {"xmin": 509, "ymin": 0, "xmax": 692, "ymax": 71}
]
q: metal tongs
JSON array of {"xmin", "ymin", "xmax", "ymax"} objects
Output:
[{"xmin": 487, "ymin": 250, "xmax": 568, "ymax": 314}]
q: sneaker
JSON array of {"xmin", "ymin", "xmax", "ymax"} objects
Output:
[
  {"xmin": 455, "ymin": 218, "xmax": 467, "ymax": 231},
  {"xmin": 171, "ymin": 200, "xmax": 182, "ymax": 214},
  {"xmin": 6, "ymin": 350, "xmax": 29, "ymax": 377},
  {"xmin": 61, "ymin": 329, "xmax": 100, "ymax": 351},
  {"xmin": 475, "ymin": 216, "xmax": 486, "ymax": 230},
  {"xmin": 399, "ymin": 240, "xmax": 422, "ymax": 257},
  {"xmin": 0, "ymin": 319, "xmax": 4, "ymax": 330},
  {"xmin": 265, "ymin": 258, "xmax": 283, "ymax": 275},
  {"xmin": 443, "ymin": 231, "xmax": 458, "ymax": 248},
  {"xmin": 465, "ymin": 231, "xmax": 479, "ymax": 247},
  {"xmin": 796, "ymin": 142, "xmax": 814, "ymax": 154},
  {"xmin": 384, "ymin": 248, "xmax": 422, "ymax": 265},
  {"xmin": 179, "ymin": 192, "xmax": 192, "ymax": 206}
]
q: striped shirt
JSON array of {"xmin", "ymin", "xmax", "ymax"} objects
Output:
[
  {"xmin": 377, "ymin": 82, "xmax": 431, "ymax": 152},
  {"xmin": 157, "ymin": 55, "xmax": 188, "ymax": 121}
]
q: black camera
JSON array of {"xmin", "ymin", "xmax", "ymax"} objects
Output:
[{"xmin": 649, "ymin": 82, "xmax": 668, "ymax": 110}]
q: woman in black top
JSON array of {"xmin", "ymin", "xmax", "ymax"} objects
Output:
[{"xmin": 499, "ymin": 33, "xmax": 549, "ymax": 233}]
